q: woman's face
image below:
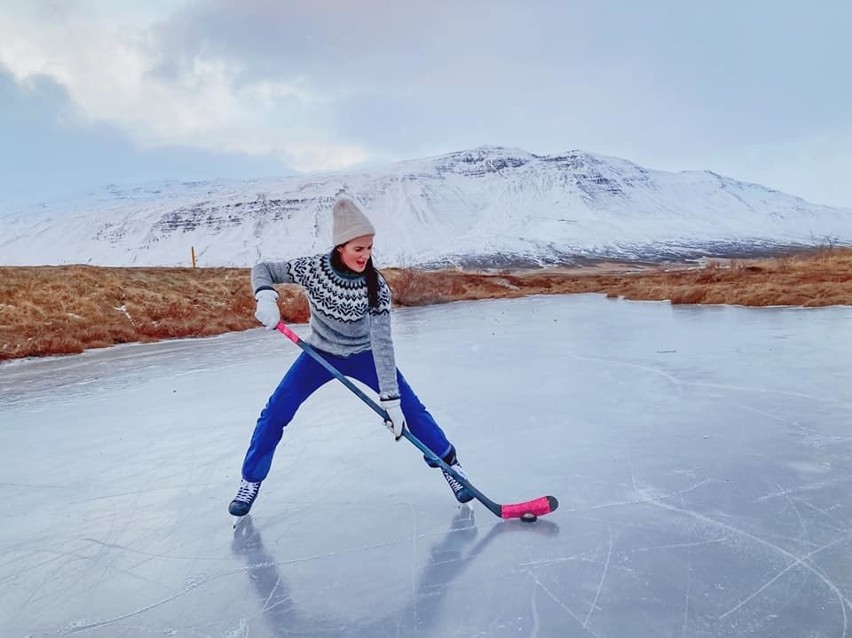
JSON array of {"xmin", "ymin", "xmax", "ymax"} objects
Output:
[{"xmin": 337, "ymin": 235, "xmax": 374, "ymax": 273}]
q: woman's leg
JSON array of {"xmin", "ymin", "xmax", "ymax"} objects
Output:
[
  {"xmin": 338, "ymin": 350, "xmax": 454, "ymax": 462},
  {"xmin": 241, "ymin": 351, "xmax": 333, "ymax": 481}
]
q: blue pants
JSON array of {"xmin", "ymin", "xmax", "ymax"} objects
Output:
[{"xmin": 241, "ymin": 348, "xmax": 453, "ymax": 482}]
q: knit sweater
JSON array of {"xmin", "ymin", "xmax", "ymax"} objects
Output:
[{"xmin": 251, "ymin": 252, "xmax": 399, "ymax": 399}]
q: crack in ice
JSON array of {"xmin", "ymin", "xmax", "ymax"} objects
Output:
[
  {"xmin": 584, "ymin": 528, "xmax": 612, "ymax": 629},
  {"xmin": 652, "ymin": 499, "xmax": 852, "ymax": 636}
]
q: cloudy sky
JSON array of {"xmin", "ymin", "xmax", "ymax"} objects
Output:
[{"xmin": 1, "ymin": 0, "xmax": 850, "ymax": 209}]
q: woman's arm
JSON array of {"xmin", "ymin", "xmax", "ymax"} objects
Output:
[
  {"xmin": 250, "ymin": 260, "xmax": 305, "ymax": 330},
  {"xmin": 370, "ymin": 276, "xmax": 400, "ymax": 399},
  {"xmin": 251, "ymin": 261, "xmax": 298, "ymax": 294}
]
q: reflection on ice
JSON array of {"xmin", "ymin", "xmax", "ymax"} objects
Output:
[
  {"xmin": 231, "ymin": 509, "xmax": 561, "ymax": 636},
  {"xmin": 2, "ymin": 294, "xmax": 852, "ymax": 636}
]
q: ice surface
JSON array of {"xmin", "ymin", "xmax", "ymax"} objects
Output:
[{"xmin": 2, "ymin": 294, "xmax": 852, "ymax": 637}]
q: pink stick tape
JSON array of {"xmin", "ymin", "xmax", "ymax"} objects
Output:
[
  {"xmin": 501, "ymin": 496, "xmax": 555, "ymax": 519},
  {"xmin": 276, "ymin": 322, "xmax": 300, "ymax": 343}
]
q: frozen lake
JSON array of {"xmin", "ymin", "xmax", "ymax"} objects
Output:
[{"xmin": 2, "ymin": 293, "xmax": 852, "ymax": 637}]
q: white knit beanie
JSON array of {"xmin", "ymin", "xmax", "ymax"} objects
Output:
[{"xmin": 332, "ymin": 197, "xmax": 375, "ymax": 246}]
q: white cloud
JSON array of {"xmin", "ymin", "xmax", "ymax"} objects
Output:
[
  {"xmin": 0, "ymin": 0, "xmax": 850, "ymax": 205},
  {"xmin": 0, "ymin": 1, "xmax": 368, "ymax": 172}
]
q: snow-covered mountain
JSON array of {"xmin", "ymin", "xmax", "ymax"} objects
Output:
[{"xmin": 1, "ymin": 146, "xmax": 849, "ymax": 268}]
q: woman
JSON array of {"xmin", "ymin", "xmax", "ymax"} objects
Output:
[{"xmin": 229, "ymin": 197, "xmax": 473, "ymax": 516}]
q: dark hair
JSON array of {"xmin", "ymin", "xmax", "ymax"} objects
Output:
[{"xmin": 332, "ymin": 248, "xmax": 381, "ymax": 310}]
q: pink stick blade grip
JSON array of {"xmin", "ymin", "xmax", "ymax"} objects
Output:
[{"xmin": 501, "ymin": 496, "xmax": 557, "ymax": 519}]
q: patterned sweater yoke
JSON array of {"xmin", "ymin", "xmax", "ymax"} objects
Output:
[{"xmin": 251, "ymin": 253, "xmax": 399, "ymax": 399}]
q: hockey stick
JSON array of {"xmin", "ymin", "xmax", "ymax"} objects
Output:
[{"xmin": 275, "ymin": 322, "xmax": 558, "ymax": 521}]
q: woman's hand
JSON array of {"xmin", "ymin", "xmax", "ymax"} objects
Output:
[
  {"xmin": 254, "ymin": 289, "xmax": 281, "ymax": 329},
  {"xmin": 380, "ymin": 397, "xmax": 406, "ymax": 440}
]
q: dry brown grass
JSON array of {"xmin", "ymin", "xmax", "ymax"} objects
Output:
[
  {"xmin": 596, "ymin": 247, "xmax": 852, "ymax": 307},
  {"xmin": 0, "ymin": 266, "xmax": 307, "ymax": 361},
  {"xmin": 2, "ymin": 247, "xmax": 850, "ymax": 362}
]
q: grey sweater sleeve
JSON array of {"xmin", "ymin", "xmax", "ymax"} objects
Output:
[
  {"xmin": 251, "ymin": 261, "xmax": 296, "ymax": 294},
  {"xmin": 371, "ymin": 276, "xmax": 400, "ymax": 399}
]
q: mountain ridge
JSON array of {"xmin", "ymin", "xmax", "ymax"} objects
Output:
[{"xmin": 0, "ymin": 146, "xmax": 848, "ymax": 267}]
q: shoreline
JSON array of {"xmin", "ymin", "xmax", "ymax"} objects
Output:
[{"xmin": 1, "ymin": 247, "xmax": 850, "ymax": 362}]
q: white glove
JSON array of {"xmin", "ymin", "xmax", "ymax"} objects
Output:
[
  {"xmin": 254, "ymin": 289, "xmax": 280, "ymax": 330},
  {"xmin": 380, "ymin": 397, "xmax": 406, "ymax": 441}
]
